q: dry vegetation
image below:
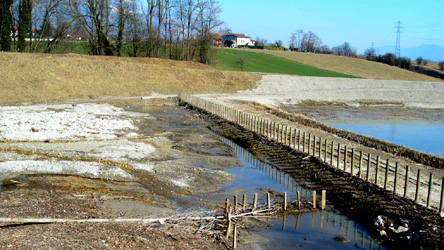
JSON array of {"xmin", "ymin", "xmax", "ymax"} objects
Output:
[
  {"xmin": 258, "ymin": 50, "xmax": 443, "ymax": 81},
  {"xmin": 0, "ymin": 52, "xmax": 260, "ymax": 106}
]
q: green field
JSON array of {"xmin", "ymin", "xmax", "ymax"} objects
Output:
[{"xmin": 214, "ymin": 49, "xmax": 357, "ymax": 78}]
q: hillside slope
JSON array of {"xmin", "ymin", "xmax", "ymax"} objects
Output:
[
  {"xmin": 258, "ymin": 50, "xmax": 442, "ymax": 82},
  {"xmin": 0, "ymin": 52, "xmax": 260, "ymax": 106}
]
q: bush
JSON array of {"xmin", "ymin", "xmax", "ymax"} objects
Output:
[{"xmin": 439, "ymin": 61, "xmax": 444, "ymax": 71}]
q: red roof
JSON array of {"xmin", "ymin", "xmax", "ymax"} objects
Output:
[
  {"xmin": 225, "ymin": 33, "xmax": 250, "ymax": 39},
  {"xmin": 210, "ymin": 33, "xmax": 222, "ymax": 40}
]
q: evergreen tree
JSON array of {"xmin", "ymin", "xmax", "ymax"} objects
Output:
[
  {"xmin": 17, "ymin": 0, "xmax": 32, "ymax": 52},
  {"xmin": 0, "ymin": 0, "xmax": 13, "ymax": 51}
]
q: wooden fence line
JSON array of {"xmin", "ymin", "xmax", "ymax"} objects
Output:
[{"xmin": 179, "ymin": 93, "xmax": 443, "ymax": 213}]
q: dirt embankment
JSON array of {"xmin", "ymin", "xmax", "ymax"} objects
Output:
[{"xmin": 0, "ymin": 52, "xmax": 260, "ymax": 106}]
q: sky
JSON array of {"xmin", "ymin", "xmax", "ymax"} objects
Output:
[{"xmin": 218, "ymin": 0, "xmax": 444, "ymax": 54}]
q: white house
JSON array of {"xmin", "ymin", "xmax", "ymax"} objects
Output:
[{"xmin": 222, "ymin": 33, "xmax": 254, "ymax": 48}]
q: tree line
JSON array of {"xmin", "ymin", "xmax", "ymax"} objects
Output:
[{"xmin": 0, "ymin": 0, "xmax": 223, "ymax": 64}]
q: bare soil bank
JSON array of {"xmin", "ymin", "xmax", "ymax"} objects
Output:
[
  {"xmin": 0, "ymin": 52, "xmax": 260, "ymax": 106},
  {"xmin": 190, "ymin": 103, "xmax": 444, "ymax": 249}
]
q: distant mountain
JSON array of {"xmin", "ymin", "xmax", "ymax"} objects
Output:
[{"xmin": 376, "ymin": 44, "xmax": 444, "ymax": 62}]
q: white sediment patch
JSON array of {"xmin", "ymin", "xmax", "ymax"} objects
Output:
[
  {"xmin": 0, "ymin": 103, "xmax": 146, "ymax": 141},
  {"xmin": 0, "ymin": 160, "xmax": 133, "ymax": 180},
  {"xmin": 90, "ymin": 140, "xmax": 156, "ymax": 162}
]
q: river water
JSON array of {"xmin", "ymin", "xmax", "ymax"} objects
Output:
[
  {"xmin": 283, "ymin": 105, "xmax": 444, "ymax": 157},
  {"xmin": 219, "ymin": 136, "xmax": 387, "ymax": 250}
]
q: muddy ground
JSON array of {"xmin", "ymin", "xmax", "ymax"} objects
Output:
[{"xmin": 0, "ymin": 98, "xmax": 243, "ymax": 249}]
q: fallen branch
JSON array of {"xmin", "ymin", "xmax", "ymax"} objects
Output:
[{"xmin": 0, "ymin": 216, "xmax": 224, "ymax": 224}]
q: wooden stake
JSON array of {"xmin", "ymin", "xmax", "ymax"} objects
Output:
[
  {"xmin": 312, "ymin": 190, "xmax": 317, "ymax": 209},
  {"xmin": 404, "ymin": 166, "xmax": 410, "ymax": 197},
  {"xmin": 233, "ymin": 223, "xmax": 237, "ymax": 249},
  {"xmin": 297, "ymin": 191, "xmax": 301, "ymax": 210},
  {"xmin": 344, "ymin": 146, "xmax": 348, "ymax": 171},
  {"xmin": 253, "ymin": 193, "xmax": 258, "ymax": 211},
  {"xmin": 242, "ymin": 194, "xmax": 246, "ymax": 210},
  {"xmin": 330, "ymin": 141, "xmax": 334, "ymax": 165},
  {"xmin": 440, "ymin": 177, "xmax": 444, "ymax": 213},
  {"xmin": 284, "ymin": 192, "xmax": 287, "ymax": 211},
  {"xmin": 225, "ymin": 198, "xmax": 229, "ymax": 214},
  {"xmin": 394, "ymin": 162, "xmax": 399, "ymax": 194},
  {"xmin": 427, "ymin": 172, "xmax": 433, "ymax": 208},
  {"xmin": 384, "ymin": 159, "xmax": 390, "ymax": 190},
  {"xmin": 415, "ymin": 169, "xmax": 421, "ymax": 203},
  {"xmin": 267, "ymin": 193, "xmax": 271, "ymax": 209},
  {"xmin": 234, "ymin": 195, "xmax": 238, "ymax": 210},
  {"xmin": 367, "ymin": 153, "xmax": 371, "ymax": 182},
  {"xmin": 324, "ymin": 139, "xmax": 328, "ymax": 162},
  {"xmin": 375, "ymin": 156, "xmax": 380, "ymax": 186},
  {"xmin": 358, "ymin": 151, "xmax": 363, "ymax": 178},
  {"xmin": 321, "ymin": 190, "xmax": 326, "ymax": 210},
  {"xmin": 337, "ymin": 143, "xmax": 341, "ymax": 168},
  {"xmin": 308, "ymin": 134, "xmax": 311, "ymax": 155},
  {"xmin": 350, "ymin": 148, "xmax": 355, "ymax": 176}
]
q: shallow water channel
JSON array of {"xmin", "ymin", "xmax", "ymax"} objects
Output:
[
  {"xmin": 283, "ymin": 105, "xmax": 444, "ymax": 157},
  {"xmin": 218, "ymin": 136, "xmax": 388, "ymax": 250}
]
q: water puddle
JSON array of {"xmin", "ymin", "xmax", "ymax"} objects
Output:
[
  {"xmin": 219, "ymin": 136, "xmax": 388, "ymax": 250},
  {"xmin": 283, "ymin": 105, "xmax": 444, "ymax": 157}
]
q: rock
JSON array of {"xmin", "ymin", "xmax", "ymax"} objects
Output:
[
  {"xmin": 373, "ymin": 215, "xmax": 385, "ymax": 228},
  {"xmin": 334, "ymin": 235, "xmax": 350, "ymax": 243}
]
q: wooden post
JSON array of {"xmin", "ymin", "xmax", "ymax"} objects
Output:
[
  {"xmin": 284, "ymin": 192, "xmax": 287, "ymax": 211},
  {"xmin": 302, "ymin": 132, "xmax": 306, "ymax": 153},
  {"xmin": 312, "ymin": 190, "xmax": 317, "ymax": 209},
  {"xmin": 415, "ymin": 169, "xmax": 421, "ymax": 203},
  {"xmin": 427, "ymin": 172, "xmax": 433, "ymax": 208},
  {"xmin": 337, "ymin": 143, "xmax": 341, "ymax": 168},
  {"xmin": 324, "ymin": 139, "xmax": 328, "ymax": 163},
  {"xmin": 367, "ymin": 153, "xmax": 371, "ymax": 182},
  {"xmin": 404, "ymin": 166, "xmax": 410, "ymax": 197},
  {"xmin": 253, "ymin": 193, "xmax": 258, "ymax": 211},
  {"xmin": 321, "ymin": 190, "xmax": 326, "ymax": 210},
  {"xmin": 225, "ymin": 198, "xmax": 229, "ymax": 214},
  {"xmin": 358, "ymin": 151, "xmax": 363, "ymax": 178},
  {"xmin": 226, "ymin": 206, "xmax": 232, "ymax": 240},
  {"xmin": 298, "ymin": 130, "xmax": 301, "ymax": 151},
  {"xmin": 318, "ymin": 137, "xmax": 322, "ymax": 158},
  {"xmin": 330, "ymin": 141, "xmax": 334, "ymax": 165},
  {"xmin": 440, "ymin": 177, "xmax": 444, "ymax": 213},
  {"xmin": 297, "ymin": 191, "xmax": 301, "ymax": 210},
  {"xmin": 242, "ymin": 194, "xmax": 246, "ymax": 210},
  {"xmin": 267, "ymin": 193, "xmax": 271, "ymax": 209},
  {"xmin": 350, "ymin": 148, "xmax": 355, "ymax": 176},
  {"xmin": 234, "ymin": 195, "xmax": 238, "ymax": 210},
  {"xmin": 313, "ymin": 135, "xmax": 316, "ymax": 156},
  {"xmin": 284, "ymin": 126, "xmax": 288, "ymax": 145},
  {"xmin": 384, "ymin": 159, "xmax": 390, "ymax": 190},
  {"xmin": 308, "ymin": 134, "xmax": 311, "ymax": 155},
  {"xmin": 344, "ymin": 146, "xmax": 348, "ymax": 171},
  {"xmin": 394, "ymin": 162, "xmax": 399, "ymax": 194},
  {"xmin": 233, "ymin": 223, "xmax": 237, "ymax": 249},
  {"xmin": 375, "ymin": 156, "xmax": 380, "ymax": 186}
]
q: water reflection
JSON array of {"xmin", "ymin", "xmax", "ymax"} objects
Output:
[
  {"xmin": 283, "ymin": 105, "xmax": 444, "ymax": 157},
  {"xmin": 220, "ymin": 136, "xmax": 388, "ymax": 250}
]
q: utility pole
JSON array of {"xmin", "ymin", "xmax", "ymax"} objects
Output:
[{"xmin": 395, "ymin": 20, "xmax": 401, "ymax": 58}]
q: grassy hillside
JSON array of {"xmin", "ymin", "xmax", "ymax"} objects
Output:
[
  {"xmin": 214, "ymin": 49, "xmax": 356, "ymax": 78},
  {"xmin": 257, "ymin": 50, "xmax": 443, "ymax": 81},
  {"xmin": 0, "ymin": 52, "xmax": 260, "ymax": 106}
]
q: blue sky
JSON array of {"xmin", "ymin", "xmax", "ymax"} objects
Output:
[{"xmin": 219, "ymin": 0, "xmax": 444, "ymax": 54}]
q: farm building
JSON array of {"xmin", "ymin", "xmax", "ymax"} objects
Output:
[{"xmin": 222, "ymin": 33, "xmax": 254, "ymax": 47}]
